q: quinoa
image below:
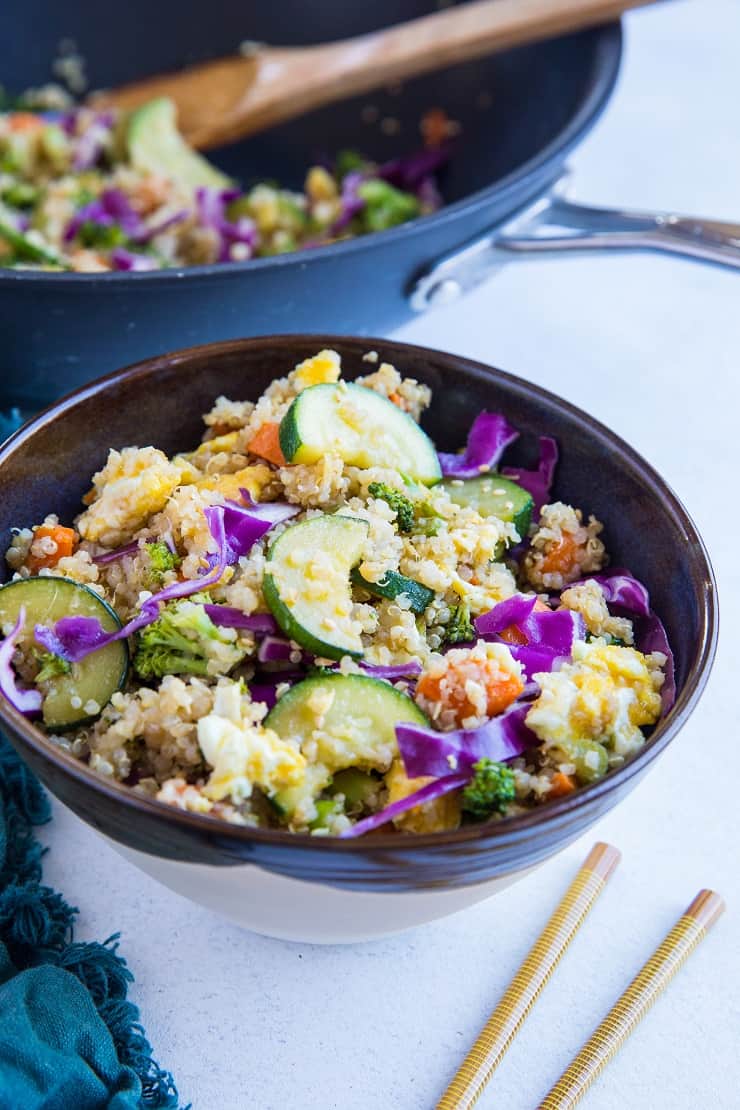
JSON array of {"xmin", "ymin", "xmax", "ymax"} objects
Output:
[
  {"xmin": 523, "ymin": 502, "xmax": 606, "ymax": 591},
  {"xmin": 0, "ymin": 101, "xmax": 445, "ymax": 272},
  {"xmin": 1, "ymin": 350, "xmax": 671, "ymax": 835}
]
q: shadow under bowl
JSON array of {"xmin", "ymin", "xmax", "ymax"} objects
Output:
[{"xmin": 0, "ymin": 336, "xmax": 717, "ymax": 942}]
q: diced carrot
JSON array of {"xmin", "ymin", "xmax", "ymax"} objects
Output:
[
  {"xmin": 498, "ymin": 625, "xmax": 528, "ymax": 646},
  {"xmin": 388, "ymin": 392, "xmax": 403, "ymax": 407},
  {"xmin": 27, "ymin": 525, "xmax": 77, "ymax": 573},
  {"xmin": 7, "ymin": 112, "xmax": 43, "ymax": 133},
  {"xmin": 248, "ymin": 422, "xmax": 286, "ymax": 467},
  {"xmin": 416, "ymin": 673, "xmax": 444, "ymax": 701},
  {"xmin": 417, "ymin": 653, "xmax": 524, "ymax": 727},
  {"xmin": 499, "ymin": 597, "xmax": 550, "ymax": 645},
  {"xmin": 549, "ymin": 772, "xmax": 576, "ymax": 798},
  {"xmin": 540, "ymin": 533, "xmax": 579, "ymax": 576}
]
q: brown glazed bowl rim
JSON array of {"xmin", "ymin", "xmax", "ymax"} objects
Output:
[{"xmin": 0, "ymin": 335, "xmax": 718, "ymax": 856}]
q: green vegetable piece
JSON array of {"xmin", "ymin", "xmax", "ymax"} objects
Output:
[
  {"xmin": 556, "ymin": 738, "xmax": 610, "ymax": 784},
  {"xmin": 0, "ymin": 576, "xmax": 127, "ymax": 729},
  {"xmin": 461, "ymin": 758, "xmax": 516, "ymax": 820},
  {"xmin": 586, "ymin": 631, "xmax": 626, "ymax": 648},
  {"xmin": 1, "ymin": 181, "xmax": 39, "ymax": 208},
  {"xmin": 260, "ymin": 232, "xmax": 299, "ymax": 257},
  {"xmin": 309, "ymin": 797, "xmax": 344, "ymax": 831},
  {"xmin": 146, "ymin": 540, "xmax": 181, "ymax": 587},
  {"xmin": 133, "ymin": 597, "xmax": 245, "ymax": 680},
  {"xmin": 266, "ymin": 674, "xmax": 428, "ymax": 773},
  {"xmin": 34, "ymin": 651, "xmax": 71, "ymax": 684},
  {"xmin": 78, "ymin": 220, "xmax": 127, "ymax": 248},
  {"xmin": 40, "ymin": 124, "xmax": 69, "ymax": 171},
  {"xmin": 357, "ymin": 179, "xmax": 421, "ymax": 231},
  {"xmin": 444, "ymin": 601, "xmax": 475, "ymax": 646},
  {"xmin": 350, "ymin": 568, "xmax": 434, "ymax": 615},
  {"xmin": 263, "ymin": 515, "xmax": 369, "ymax": 660},
  {"xmin": 441, "ymin": 474, "xmax": 534, "ymax": 540},
  {"xmin": 328, "ymin": 768, "xmax": 380, "ymax": 811},
  {"xmin": 279, "ymin": 382, "xmax": 441, "ymax": 485},
  {"xmin": 335, "ymin": 149, "xmax": 367, "ymax": 180},
  {"xmin": 367, "ymin": 481, "xmax": 415, "ymax": 532},
  {"xmin": 0, "ymin": 204, "xmax": 64, "ymax": 266},
  {"xmin": 127, "ymin": 97, "xmax": 234, "ymax": 189}
]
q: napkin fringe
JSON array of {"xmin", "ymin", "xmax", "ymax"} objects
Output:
[{"xmin": 0, "ymin": 738, "xmax": 185, "ymax": 1110}]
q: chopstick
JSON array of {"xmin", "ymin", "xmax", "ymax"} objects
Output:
[
  {"xmin": 537, "ymin": 888, "xmax": 725, "ymax": 1109},
  {"xmin": 436, "ymin": 842, "xmax": 621, "ymax": 1110}
]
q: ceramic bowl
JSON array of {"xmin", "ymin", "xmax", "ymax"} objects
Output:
[{"xmin": 0, "ymin": 336, "xmax": 717, "ymax": 942}]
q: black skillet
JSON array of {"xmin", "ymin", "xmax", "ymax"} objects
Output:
[{"xmin": 2, "ymin": 1, "xmax": 738, "ymax": 408}]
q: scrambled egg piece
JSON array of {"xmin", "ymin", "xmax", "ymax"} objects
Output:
[
  {"xmin": 157, "ymin": 778, "xmax": 213, "ymax": 814},
  {"xmin": 77, "ymin": 446, "xmax": 194, "ymax": 546},
  {"xmin": 384, "ymin": 758, "xmax": 461, "ymax": 834},
  {"xmin": 197, "ymin": 682, "xmax": 306, "ymax": 803},
  {"xmin": 292, "ymin": 348, "xmax": 341, "ymax": 390},
  {"xmin": 196, "ymin": 464, "xmax": 274, "ymax": 502},
  {"xmin": 526, "ymin": 639, "xmax": 664, "ymax": 758}
]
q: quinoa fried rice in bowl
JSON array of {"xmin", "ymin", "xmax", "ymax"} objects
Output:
[{"xmin": 0, "ymin": 337, "xmax": 716, "ymax": 942}]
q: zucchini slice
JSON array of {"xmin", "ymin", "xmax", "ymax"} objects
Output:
[
  {"xmin": 263, "ymin": 515, "xmax": 368, "ymax": 660},
  {"xmin": 441, "ymin": 474, "xmax": 534, "ymax": 538},
  {"xmin": 0, "ymin": 205, "xmax": 65, "ymax": 267},
  {"xmin": 351, "ymin": 568, "xmax": 434, "ymax": 615},
  {"xmin": 266, "ymin": 672, "xmax": 428, "ymax": 774},
  {"xmin": 279, "ymin": 383, "xmax": 441, "ymax": 485},
  {"xmin": 0, "ymin": 577, "xmax": 128, "ymax": 729},
  {"xmin": 127, "ymin": 97, "xmax": 234, "ymax": 189}
]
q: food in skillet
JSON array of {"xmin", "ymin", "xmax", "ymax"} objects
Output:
[
  {"xmin": 0, "ymin": 92, "xmax": 445, "ymax": 272},
  {"xmin": 0, "ymin": 351, "xmax": 674, "ymax": 835}
]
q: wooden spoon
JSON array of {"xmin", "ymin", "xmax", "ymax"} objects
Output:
[{"xmin": 92, "ymin": 0, "xmax": 662, "ymax": 150}]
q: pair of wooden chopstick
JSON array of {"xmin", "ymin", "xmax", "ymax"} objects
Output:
[{"xmin": 436, "ymin": 843, "xmax": 724, "ymax": 1110}]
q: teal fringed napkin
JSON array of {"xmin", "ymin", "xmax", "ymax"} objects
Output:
[{"xmin": 0, "ymin": 738, "xmax": 185, "ymax": 1110}]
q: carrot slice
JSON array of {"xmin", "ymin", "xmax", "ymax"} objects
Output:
[
  {"xmin": 541, "ymin": 533, "xmax": 579, "ymax": 576},
  {"xmin": 7, "ymin": 112, "xmax": 43, "ymax": 133},
  {"xmin": 499, "ymin": 597, "xmax": 550, "ymax": 644},
  {"xmin": 549, "ymin": 771, "xmax": 576, "ymax": 798},
  {"xmin": 248, "ymin": 422, "xmax": 286, "ymax": 467},
  {"xmin": 27, "ymin": 525, "xmax": 77, "ymax": 573}
]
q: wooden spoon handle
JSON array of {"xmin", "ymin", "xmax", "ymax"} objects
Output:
[
  {"xmin": 313, "ymin": 0, "xmax": 657, "ymax": 91},
  {"xmin": 96, "ymin": 0, "xmax": 661, "ymax": 149}
]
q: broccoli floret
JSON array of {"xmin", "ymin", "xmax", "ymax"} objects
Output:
[
  {"xmin": 357, "ymin": 179, "xmax": 421, "ymax": 232},
  {"xmin": 585, "ymin": 631, "xmax": 626, "ymax": 647},
  {"xmin": 78, "ymin": 220, "xmax": 128, "ymax": 249},
  {"xmin": 133, "ymin": 598, "xmax": 246, "ymax": 680},
  {"xmin": 413, "ymin": 502, "xmax": 444, "ymax": 536},
  {"xmin": 34, "ymin": 651, "xmax": 71, "ymax": 684},
  {"xmin": 444, "ymin": 601, "xmax": 476, "ymax": 646},
  {"xmin": 335, "ymin": 149, "xmax": 367, "ymax": 180},
  {"xmin": 145, "ymin": 541, "xmax": 181, "ymax": 587},
  {"xmin": 461, "ymin": 759, "xmax": 516, "ymax": 820},
  {"xmin": 368, "ymin": 481, "xmax": 416, "ymax": 532},
  {"xmin": 369, "ymin": 480, "xmax": 445, "ymax": 535}
]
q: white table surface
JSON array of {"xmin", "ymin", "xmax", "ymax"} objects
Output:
[{"xmin": 39, "ymin": 2, "xmax": 740, "ymax": 1107}]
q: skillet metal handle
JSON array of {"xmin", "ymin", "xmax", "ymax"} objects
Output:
[{"xmin": 410, "ymin": 172, "xmax": 740, "ymax": 310}]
